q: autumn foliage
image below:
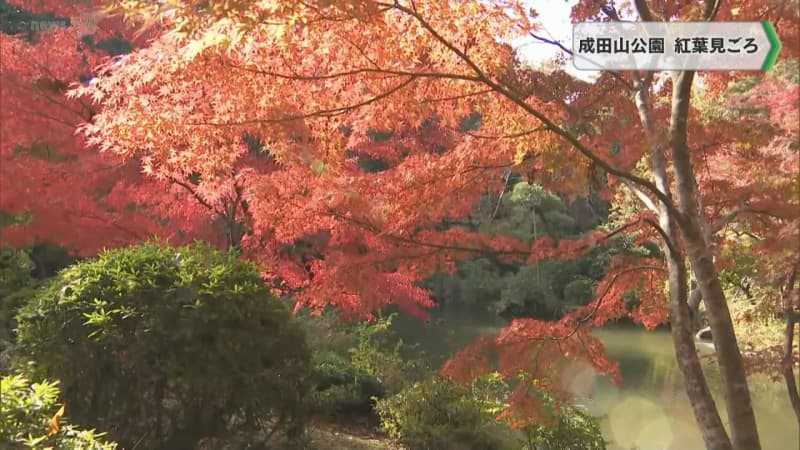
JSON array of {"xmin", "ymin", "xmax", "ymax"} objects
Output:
[{"xmin": 1, "ymin": 0, "xmax": 798, "ymax": 442}]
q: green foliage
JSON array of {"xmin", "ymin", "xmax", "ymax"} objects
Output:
[
  {"xmin": 516, "ymin": 405, "xmax": 607, "ymax": 450},
  {"xmin": 492, "ymin": 258, "xmax": 608, "ymax": 319},
  {"xmin": 716, "ymin": 236, "xmax": 785, "ymax": 357},
  {"xmin": 478, "ymin": 182, "xmax": 577, "ymax": 241},
  {"xmin": 296, "ymin": 308, "xmax": 356, "ymax": 354},
  {"xmin": 0, "ymin": 248, "xmax": 35, "ymax": 290},
  {"xmin": 308, "ymin": 350, "xmax": 384, "ymax": 419},
  {"xmin": 0, "ymin": 248, "xmax": 36, "ymax": 361},
  {"xmin": 495, "ymin": 264, "xmax": 560, "ymax": 318},
  {"xmin": 301, "ymin": 311, "xmax": 427, "ymax": 422},
  {"xmin": 563, "ymin": 277, "xmax": 595, "ymax": 306},
  {"xmin": 459, "ymin": 112, "xmax": 483, "ymax": 131},
  {"xmin": 1, "ymin": 372, "xmax": 117, "ymax": 449},
  {"xmin": 375, "ymin": 377, "xmax": 506, "ymax": 450},
  {"xmin": 471, "ymin": 373, "xmax": 607, "ymax": 450},
  {"xmin": 297, "ymin": 310, "xmax": 377, "ymax": 420},
  {"xmin": 772, "ymin": 58, "xmax": 799, "ymax": 84},
  {"xmin": 349, "ymin": 313, "xmax": 427, "ymax": 391},
  {"xmin": 449, "ymin": 258, "xmax": 508, "ymax": 307},
  {"xmin": 424, "ymin": 181, "xmax": 631, "ymax": 319},
  {"xmin": 0, "ymin": 211, "xmax": 33, "ymax": 228},
  {"xmin": 13, "ymin": 241, "xmax": 311, "ymax": 450},
  {"xmin": 373, "ymin": 371, "xmax": 602, "ymax": 450}
]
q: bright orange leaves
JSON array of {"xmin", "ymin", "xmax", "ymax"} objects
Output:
[
  {"xmin": 0, "ymin": 0, "xmax": 236, "ymax": 255},
  {"xmin": 5, "ymin": 0, "xmax": 798, "ymax": 427}
]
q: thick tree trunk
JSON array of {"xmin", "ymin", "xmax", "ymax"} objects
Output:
[
  {"xmin": 634, "ymin": 77, "xmax": 732, "ymax": 449},
  {"xmin": 669, "ymin": 70, "xmax": 761, "ymax": 450}
]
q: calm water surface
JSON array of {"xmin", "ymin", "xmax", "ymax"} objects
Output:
[{"xmin": 394, "ymin": 313, "xmax": 797, "ymax": 450}]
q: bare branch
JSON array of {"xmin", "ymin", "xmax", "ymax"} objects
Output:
[
  {"xmin": 490, "ymin": 170, "xmax": 511, "ymax": 223},
  {"xmin": 704, "ymin": 0, "xmax": 722, "ymax": 21},
  {"xmin": 642, "ymin": 217, "xmax": 680, "ymax": 258},
  {"xmin": 624, "ymin": 179, "xmax": 659, "ymax": 214},
  {"xmin": 527, "ymin": 32, "xmax": 634, "ymax": 91},
  {"xmin": 167, "ymin": 174, "xmax": 220, "ymax": 215}
]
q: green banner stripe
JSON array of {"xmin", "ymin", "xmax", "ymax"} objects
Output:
[{"xmin": 761, "ymin": 22, "xmax": 782, "ymax": 71}]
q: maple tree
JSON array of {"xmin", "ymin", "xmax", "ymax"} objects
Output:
[
  {"xmin": 0, "ymin": 0, "xmax": 796, "ymax": 449},
  {"xmin": 0, "ymin": 0, "xmax": 269, "ymax": 259},
  {"xmin": 693, "ymin": 61, "xmax": 800, "ymax": 424},
  {"xmin": 72, "ymin": 1, "xmax": 799, "ymax": 449}
]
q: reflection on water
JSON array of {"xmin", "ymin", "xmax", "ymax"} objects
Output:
[
  {"xmin": 393, "ymin": 314, "xmax": 797, "ymax": 450},
  {"xmin": 588, "ymin": 326, "xmax": 796, "ymax": 450}
]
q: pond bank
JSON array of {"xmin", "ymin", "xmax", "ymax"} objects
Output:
[{"xmin": 391, "ymin": 315, "xmax": 797, "ymax": 450}]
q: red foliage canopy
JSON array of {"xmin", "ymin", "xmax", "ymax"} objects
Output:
[{"xmin": 3, "ymin": 0, "xmax": 797, "ymax": 426}]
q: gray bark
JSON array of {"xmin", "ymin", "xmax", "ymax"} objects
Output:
[
  {"xmin": 669, "ymin": 70, "xmax": 761, "ymax": 450},
  {"xmin": 634, "ymin": 75, "xmax": 732, "ymax": 450},
  {"xmin": 781, "ymin": 260, "xmax": 800, "ymax": 427}
]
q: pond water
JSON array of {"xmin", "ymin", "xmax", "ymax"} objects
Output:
[{"xmin": 392, "ymin": 312, "xmax": 798, "ymax": 450}]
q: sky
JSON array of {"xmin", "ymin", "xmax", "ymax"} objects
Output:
[{"xmin": 513, "ymin": 0, "xmax": 600, "ymax": 81}]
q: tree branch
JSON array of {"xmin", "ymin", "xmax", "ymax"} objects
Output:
[
  {"xmin": 526, "ymin": 33, "xmax": 634, "ymax": 91},
  {"xmin": 382, "ymin": 1, "xmax": 679, "ymax": 217},
  {"xmin": 704, "ymin": 0, "xmax": 722, "ymax": 21},
  {"xmin": 189, "ymin": 76, "xmax": 418, "ymax": 126},
  {"xmin": 167, "ymin": 174, "xmax": 220, "ymax": 215},
  {"xmin": 624, "ymin": 179, "xmax": 659, "ymax": 214},
  {"xmin": 634, "ymin": 0, "xmax": 657, "ymax": 21}
]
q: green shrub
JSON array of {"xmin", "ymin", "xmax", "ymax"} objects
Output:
[
  {"xmin": 300, "ymin": 311, "xmax": 428, "ymax": 423},
  {"xmin": 375, "ymin": 377, "xmax": 505, "ymax": 450},
  {"xmin": 480, "ymin": 374, "xmax": 606, "ymax": 450},
  {"xmin": 516, "ymin": 404, "xmax": 607, "ymax": 450},
  {"xmin": 348, "ymin": 313, "xmax": 428, "ymax": 393},
  {"xmin": 1, "ymin": 372, "xmax": 117, "ymax": 449},
  {"xmin": 0, "ymin": 248, "xmax": 37, "ymax": 360},
  {"xmin": 308, "ymin": 350, "xmax": 384, "ymax": 419},
  {"xmin": 13, "ymin": 241, "xmax": 311, "ymax": 450}
]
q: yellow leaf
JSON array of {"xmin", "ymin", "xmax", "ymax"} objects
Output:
[
  {"xmin": 513, "ymin": 145, "xmax": 527, "ymax": 165},
  {"xmin": 311, "ymin": 160, "xmax": 326, "ymax": 175},
  {"xmin": 47, "ymin": 404, "xmax": 65, "ymax": 437},
  {"xmin": 731, "ymin": 7, "xmax": 740, "ymax": 16}
]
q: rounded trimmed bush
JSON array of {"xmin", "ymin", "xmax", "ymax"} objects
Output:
[{"xmin": 14, "ymin": 241, "xmax": 311, "ymax": 450}]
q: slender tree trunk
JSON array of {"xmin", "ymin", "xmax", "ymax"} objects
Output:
[
  {"xmin": 781, "ymin": 260, "xmax": 800, "ymax": 427},
  {"xmin": 634, "ymin": 76, "xmax": 732, "ymax": 449},
  {"xmin": 783, "ymin": 311, "xmax": 800, "ymax": 422},
  {"xmin": 669, "ymin": 70, "xmax": 761, "ymax": 450},
  {"xmin": 665, "ymin": 241, "xmax": 733, "ymax": 450}
]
